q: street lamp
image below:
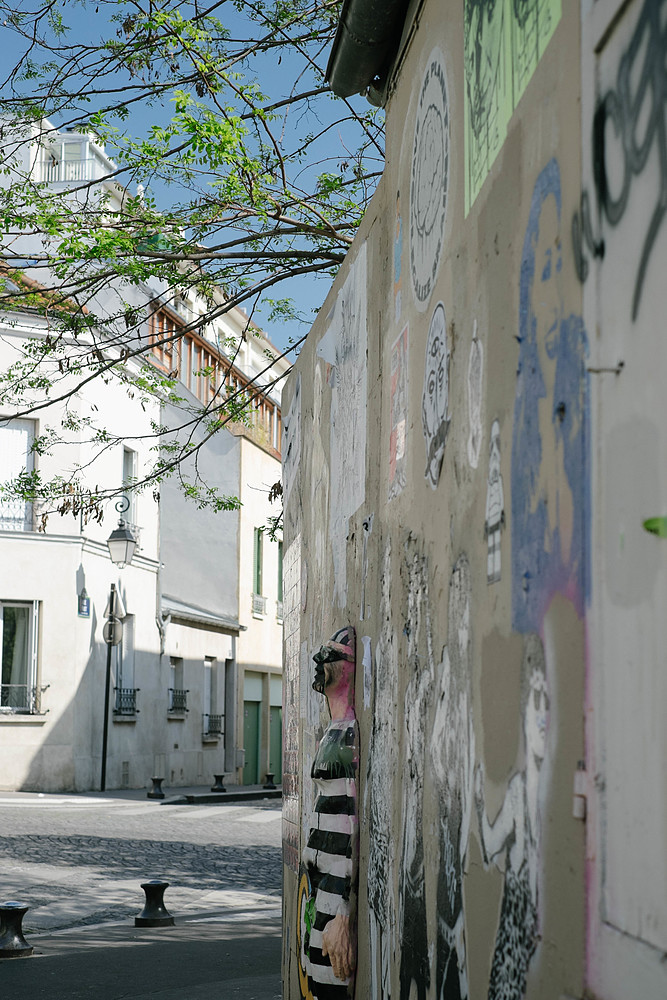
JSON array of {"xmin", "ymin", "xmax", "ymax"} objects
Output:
[
  {"xmin": 100, "ymin": 516, "xmax": 137, "ymax": 792},
  {"xmin": 106, "ymin": 520, "xmax": 137, "ymax": 568}
]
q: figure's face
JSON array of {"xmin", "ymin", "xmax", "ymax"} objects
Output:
[
  {"xmin": 525, "ymin": 668, "xmax": 549, "ymax": 762},
  {"xmin": 531, "ymin": 195, "xmax": 562, "ymax": 393},
  {"xmin": 312, "ymin": 645, "xmax": 341, "ymax": 694}
]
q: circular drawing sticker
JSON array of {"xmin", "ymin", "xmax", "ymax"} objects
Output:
[{"xmin": 410, "ymin": 48, "xmax": 450, "ymax": 309}]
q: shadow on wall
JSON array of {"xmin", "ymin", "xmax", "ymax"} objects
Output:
[{"xmin": 16, "ymin": 631, "xmax": 167, "ymax": 793}]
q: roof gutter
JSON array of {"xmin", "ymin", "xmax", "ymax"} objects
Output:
[{"xmin": 325, "ymin": 0, "xmax": 411, "ymax": 106}]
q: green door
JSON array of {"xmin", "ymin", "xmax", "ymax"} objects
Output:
[
  {"xmin": 269, "ymin": 705, "xmax": 282, "ymax": 783},
  {"xmin": 243, "ymin": 700, "xmax": 260, "ymax": 785}
]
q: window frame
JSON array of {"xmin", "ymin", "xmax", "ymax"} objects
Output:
[{"xmin": 0, "ymin": 599, "xmax": 41, "ymax": 714}]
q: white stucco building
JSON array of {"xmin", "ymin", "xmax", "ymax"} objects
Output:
[{"xmin": 0, "ymin": 122, "xmax": 289, "ymax": 792}]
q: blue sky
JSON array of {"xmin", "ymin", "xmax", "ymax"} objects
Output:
[{"xmin": 2, "ymin": 1, "xmax": 381, "ymax": 357}]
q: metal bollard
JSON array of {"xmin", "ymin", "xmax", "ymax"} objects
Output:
[
  {"xmin": 0, "ymin": 901, "xmax": 34, "ymax": 958},
  {"xmin": 211, "ymin": 774, "xmax": 227, "ymax": 793},
  {"xmin": 147, "ymin": 776, "xmax": 165, "ymax": 799},
  {"xmin": 135, "ymin": 880, "xmax": 174, "ymax": 927},
  {"xmin": 263, "ymin": 772, "xmax": 277, "ymax": 790}
]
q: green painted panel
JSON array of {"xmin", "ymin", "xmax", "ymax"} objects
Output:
[
  {"xmin": 269, "ymin": 705, "xmax": 282, "ymax": 784},
  {"xmin": 243, "ymin": 700, "xmax": 260, "ymax": 785}
]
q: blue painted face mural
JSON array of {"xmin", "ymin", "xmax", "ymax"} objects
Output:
[{"xmin": 511, "ymin": 158, "xmax": 590, "ymax": 633}]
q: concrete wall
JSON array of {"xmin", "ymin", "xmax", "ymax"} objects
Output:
[{"xmin": 282, "ymin": 0, "xmax": 667, "ymax": 997}]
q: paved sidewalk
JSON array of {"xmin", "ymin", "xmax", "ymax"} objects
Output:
[
  {"xmin": 0, "ymin": 790, "xmax": 284, "ymax": 998},
  {"xmin": 0, "ymin": 914, "xmax": 282, "ymax": 999}
]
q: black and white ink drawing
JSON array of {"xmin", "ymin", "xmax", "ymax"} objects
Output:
[
  {"xmin": 485, "ymin": 419, "xmax": 505, "ymax": 583},
  {"xmin": 410, "ymin": 48, "xmax": 450, "ymax": 308},
  {"xmin": 366, "ymin": 538, "xmax": 398, "ymax": 999},
  {"xmin": 475, "ymin": 633, "xmax": 550, "ymax": 1000},
  {"xmin": 467, "ymin": 327, "xmax": 484, "ymax": 469},
  {"xmin": 398, "ymin": 539, "xmax": 434, "ymax": 1000},
  {"xmin": 431, "ymin": 554, "xmax": 475, "ymax": 1000},
  {"xmin": 422, "ymin": 303, "xmax": 450, "ymax": 490}
]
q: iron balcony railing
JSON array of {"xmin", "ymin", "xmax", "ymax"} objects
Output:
[
  {"xmin": 202, "ymin": 713, "xmax": 223, "ymax": 737},
  {"xmin": 252, "ymin": 593, "xmax": 267, "ymax": 616},
  {"xmin": 0, "ymin": 499, "xmax": 34, "ymax": 532},
  {"xmin": 168, "ymin": 688, "xmax": 189, "ymax": 713},
  {"xmin": 113, "ymin": 687, "xmax": 140, "ymax": 716},
  {"xmin": 0, "ymin": 684, "xmax": 48, "ymax": 714}
]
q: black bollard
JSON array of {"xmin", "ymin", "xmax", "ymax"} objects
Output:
[
  {"xmin": 147, "ymin": 776, "xmax": 165, "ymax": 799},
  {"xmin": 263, "ymin": 772, "xmax": 277, "ymax": 790},
  {"xmin": 0, "ymin": 901, "xmax": 34, "ymax": 958},
  {"xmin": 135, "ymin": 880, "xmax": 174, "ymax": 927},
  {"xmin": 211, "ymin": 774, "xmax": 227, "ymax": 793}
]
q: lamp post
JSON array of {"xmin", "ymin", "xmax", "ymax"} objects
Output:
[{"xmin": 100, "ymin": 514, "xmax": 137, "ymax": 792}]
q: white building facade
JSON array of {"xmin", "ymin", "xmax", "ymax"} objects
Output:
[{"xmin": 0, "ymin": 122, "xmax": 288, "ymax": 792}]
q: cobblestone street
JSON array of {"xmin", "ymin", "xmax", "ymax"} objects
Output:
[{"xmin": 0, "ymin": 789, "xmax": 283, "ymax": 998}]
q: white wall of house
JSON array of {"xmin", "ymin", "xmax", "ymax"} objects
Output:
[{"xmin": 0, "ymin": 121, "xmax": 289, "ymax": 792}]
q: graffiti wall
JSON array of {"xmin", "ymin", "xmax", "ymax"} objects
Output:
[{"xmin": 282, "ymin": 0, "xmax": 667, "ymax": 998}]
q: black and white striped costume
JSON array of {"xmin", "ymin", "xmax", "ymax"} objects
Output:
[{"xmin": 303, "ymin": 719, "xmax": 358, "ymax": 1000}]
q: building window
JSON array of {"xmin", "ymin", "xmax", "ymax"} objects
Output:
[
  {"xmin": 252, "ymin": 528, "xmax": 266, "ymax": 616},
  {"xmin": 169, "ymin": 656, "xmax": 188, "ymax": 714},
  {"xmin": 0, "ymin": 419, "xmax": 35, "ymax": 531},
  {"xmin": 113, "ymin": 614, "xmax": 138, "ymax": 716},
  {"xmin": 122, "ymin": 448, "xmax": 137, "ymax": 526},
  {"xmin": 202, "ymin": 656, "xmax": 224, "ymax": 739},
  {"xmin": 0, "ymin": 600, "xmax": 41, "ymax": 713},
  {"xmin": 277, "ymin": 540, "xmax": 283, "ymax": 622},
  {"xmin": 253, "ymin": 528, "xmax": 263, "ymax": 596},
  {"xmin": 150, "ymin": 309, "xmax": 179, "ymax": 371}
]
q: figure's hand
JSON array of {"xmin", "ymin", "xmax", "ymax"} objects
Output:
[{"xmin": 321, "ymin": 913, "xmax": 356, "ymax": 981}]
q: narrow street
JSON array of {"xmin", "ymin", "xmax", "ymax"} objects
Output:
[{"xmin": 0, "ymin": 789, "xmax": 282, "ymax": 999}]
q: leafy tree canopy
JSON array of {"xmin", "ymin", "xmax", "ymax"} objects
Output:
[{"xmin": 0, "ymin": 0, "xmax": 384, "ymax": 521}]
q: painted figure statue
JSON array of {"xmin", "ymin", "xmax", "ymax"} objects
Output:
[{"xmin": 302, "ymin": 627, "xmax": 359, "ymax": 999}]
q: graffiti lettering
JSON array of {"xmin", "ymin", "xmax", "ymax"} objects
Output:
[{"xmin": 573, "ymin": 0, "xmax": 667, "ymax": 319}]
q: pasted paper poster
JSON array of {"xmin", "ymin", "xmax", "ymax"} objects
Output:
[
  {"xmin": 464, "ymin": 0, "xmax": 561, "ymax": 214},
  {"xmin": 389, "ymin": 325, "xmax": 409, "ymax": 500}
]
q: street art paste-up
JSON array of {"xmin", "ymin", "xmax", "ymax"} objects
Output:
[
  {"xmin": 283, "ymin": 373, "xmax": 302, "ymax": 505},
  {"xmin": 512, "ymin": 158, "xmax": 589, "ymax": 634},
  {"xmin": 394, "ymin": 191, "xmax": 403, "ymax": 323},
  {"xmin": 464, "ymin": 0, "xmax": 562, "ymax": 214},
  {"xmin": 301, "ymin": 627, "xmax": 359, "ymax": 1000},
  {"xmin": 463, "ymin": 0, "xmax": 509, "ymax": 214},
  {"xmin": 422, "ymin": 302, "xmax": 450, "ymax": 489},
  {"xmin": 317, "ymin": 247, "xmax": 368, "ymax": 609},
  {"xmin": 360, "ymin": 513, "xmax": 374, "ymax": 622},
  {"xmin": 399, "ymin": 539, "xmax": 435, "ymax": 1000},
  {"xmin": 485, "ymin": 419, "xmax": 505, "ymax": 584},
  {"xmin": 410, "ymin": 48, "xmax": 450, "ymax": 308},
  {"xmin": 366, "ymin": 538, "xmax": 399, "ymax": 1000},
  {"xmin": 431, "ymin": 554, "xmax": 475, "ymax": 1000},
  {"xmin": 389, "ymin": 326, "xmax": 409, "ymax": 501},
  {"xmin": 475, "ymin": 633, "xmax": 550, "ymax": 1000},
  {"xmin": 572, "ymin": 0, "xmax": 666, "ymax": 321},
  {"xmin": 310, "ymin": 363, "xmax": 331, "ymax": 637},
  {"xmin": 282, "ymin": 533, "xmax": 303, "ymax": 874},
  {"xmin": 467, "ymin": 326, "xmax": 484, "ymax": 469}
]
